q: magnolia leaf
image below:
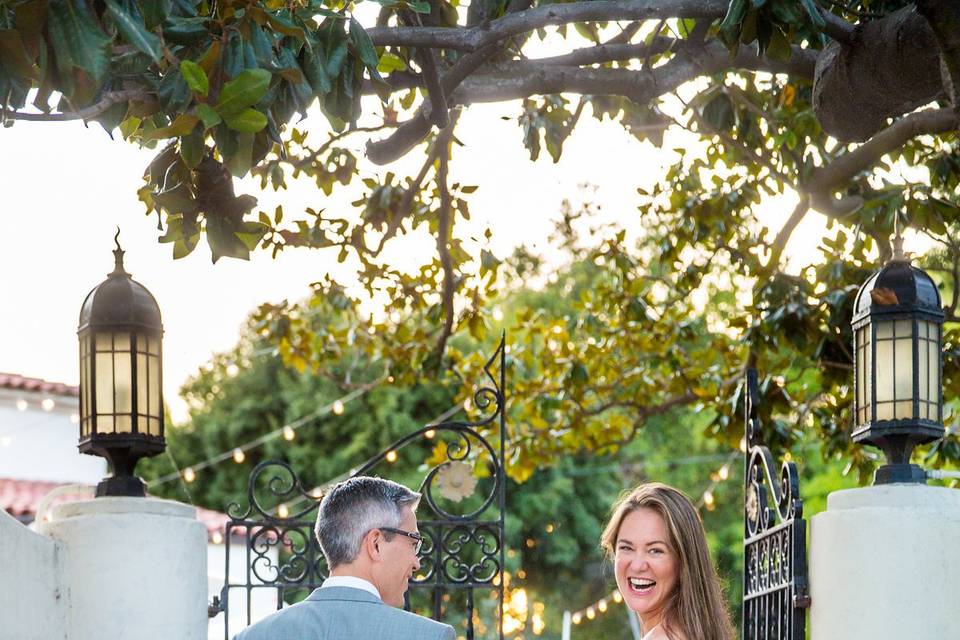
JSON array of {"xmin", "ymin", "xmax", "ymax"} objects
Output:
[
  {"xmin": 223, "ymin": 107, "xmax": 268, "ymax": 133},
  {"xmin": 104, "ymin": 0, "xmax": 162, "ymax": 63},
  {"xmin": 195, "ymin": 103, "xmax": 221, "ymax": 129},
  {"xmin": 348, "ymin": 17, "xmax": 383, "ymax": 82},
  {"xmin": 46, "ymin": 0, "xmax": 111, "ymax": 80},
  {"xmin": 146, "ymin": 113, "xmax": 199, "ymax": 140},
  {"xmin": 216, "ymin": 68, "xmax": 271, "ymax": 116},
  {"xmin": 180, "ymin": 59, "xmax": 208, "ymax": 96}
]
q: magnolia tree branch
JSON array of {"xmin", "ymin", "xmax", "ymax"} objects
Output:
[
  {"xmin": 806, "ymin": 108, "xmax": 960, "ymax": 214},
  {"xmin": 367, "ymin": 41, "xmax": 817, "ymax": 164},
  {"xmin": 1, "ymin": 89, "xmax": 150, "ymax": 122},
  {"xmin": 433, "ymin": 120, "xmax": 459, "ymax": 361},
  {"xmin": 367, "ymin": 0, "xmax": 729, "ymax": 51}
]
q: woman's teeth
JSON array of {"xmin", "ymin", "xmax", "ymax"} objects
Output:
[{"xmin": 628, "ymin": 577, "xmax": 656, "ymax": 593}]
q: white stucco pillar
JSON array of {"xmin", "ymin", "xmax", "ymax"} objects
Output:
[
  {"xmin": 809, "ymin": 484, "xmax": 960, "ymax": 639},
  {"xmin": 40, "ymin": 497, "xmax": 207, "ymax": 640}
]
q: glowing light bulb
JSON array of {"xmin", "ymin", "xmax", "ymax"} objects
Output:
[
  {"xmin": 278, "ymin": 504, "xmax": 290, "ymax": 518},
  {"xmin": 16, "ymin": 399, "xmax": 27, "ymax": 411},
  {"xmin": 424, "ymin": 429, "xmax": 436, "ymax": 439},
  {"xmin": 612, "ymin": 591, "xmax": 623, "ymax": 603},
  {"xmin": 572, "ymin": 613, "xmax": 583, "ymax": 624},
  {"xmin": 545, "ymin": 523, "xmax": 555, "ymax": 533},
  {"xmin": 212, "ymin": 532, "xmax": 224, "ymax": 544},
  {"xmin": 718, "ymin": 465, "xmax": 729, "ymax": 480},
  {"xmin": 739, "ymin": 436, "xmax": 747, "ymax": 452},
  {"xmin": 386, "ymin": 450, "xmax": 398, "ymax": 463},
  {"xmin": 598, "ymin": 599, "xmax": 607, "ymax": 612},
  {"xmin": 332, "ymin": 400, "xmax": 345, "ymax": 415},
  {"xmin": 283, "ymin": 426, "xmax": 296, "ymax": 441},
  {"xmin": 70, "ymin": 413, "xmax": 80, "ymax": 424},
  {"xmin": 233, "ymin": 448, "xmax": 245, "ymax": 463},
  {"xmin": 183, "ymin": 468, "xmax": 196, "ymax": 483},
  {"xmin": 703, "ymin": 490, "xmax": 715, "ymax": 506},
  {"xmin": 41, "ymin": 398, "xmax": 55, "ymax": 411},
  {"xmin": 586, "ymin": 607, "xmax": 596, "ymax": 620}
]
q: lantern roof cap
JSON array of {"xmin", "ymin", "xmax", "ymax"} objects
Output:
[
  {"xmin": 853, "ymin": 256, "xmax": 943, "ymax": 322},
  {"xmin": 78, "ymin": 234, "xmax": 162, "ymax": 332}
]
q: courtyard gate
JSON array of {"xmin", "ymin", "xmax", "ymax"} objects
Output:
[
  {"xmin": 742, "ymin": 369, "xmax": 810, "ymax": 640},
  {"xmin": 211, "ymin": 338, "xmax": 507, "ymax": 639}
]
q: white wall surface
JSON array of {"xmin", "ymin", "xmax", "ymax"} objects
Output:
[
  {"xmin": 40, "ymin": 497, "xmax": 208, "ymax": 640},
  {"xmin": 0, "ymin": 507, "xmax": 67, "ymax": 640},
  {"xmin": 0, "ymin": 389, "xmax": 105, "ymax": 483},
  {"xmin": 810, "ymin": 484, "xmax": 960, "ymax": 640}
]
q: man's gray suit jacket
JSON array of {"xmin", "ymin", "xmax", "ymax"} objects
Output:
[{"xmin": 233, "ymin": 586, "xmax": 456, "ymax": 640}]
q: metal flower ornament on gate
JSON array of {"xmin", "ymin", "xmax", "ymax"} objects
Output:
[
  {"xmin": 742, "ymin": 369, "xmax": 810, "ymax": 640},
  {"xmin": 211, "ymin": 338, "xmax": 507, "ymax": 640}
]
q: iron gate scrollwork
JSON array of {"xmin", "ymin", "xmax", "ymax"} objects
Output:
[
  {"xmin": 213, "ymin": 338, "xmax": 507, "ymax": 640},
  {"xmin": 742, "ymin": 369, "xmax": 810, "ymax": 640}
]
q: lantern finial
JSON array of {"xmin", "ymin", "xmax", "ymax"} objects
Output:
[
  {"xmin": 110, "ymin": 227, "xmax": 128, "ymax": 277},
  {"xmin": 890, "ymin": 217, "xmax": 908, "ymax": 263}
]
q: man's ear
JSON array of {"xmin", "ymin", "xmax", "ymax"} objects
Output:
[{"xmin": 363, "ymin": 528, "xmax": 384, "ymax": 562}]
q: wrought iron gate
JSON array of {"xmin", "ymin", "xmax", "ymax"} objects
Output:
[
  {"xmin": 742, "ymin": 369, "xmax": 810, "ymax": 640},
  {"xmin": 212, "ymin": 338, "xmax": 507, "ymax": 639}
]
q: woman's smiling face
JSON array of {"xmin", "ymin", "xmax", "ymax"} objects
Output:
[{"xmin": 614, "ymin": 507, "xmax": 678, "ymax": 630}]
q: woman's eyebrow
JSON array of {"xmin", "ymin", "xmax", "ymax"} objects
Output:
[{"xmin": 645, "ymin": 540, "xmax": 668, "ymax": 547}]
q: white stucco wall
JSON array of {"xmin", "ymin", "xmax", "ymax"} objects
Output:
[
  {"xmin": 0, "ymin": 507, "xmax": 67, "ymax": 640},
  {"xmin": 810, "ymin": 484, "xmax": 960, "ymax": 639},
  {"xmin": 0, "ymin": 389, "xmax": 105, "ymax": 483},
  {"xmin": 40, "ymin": 497, "xmax": 208, "ymax": 640}
]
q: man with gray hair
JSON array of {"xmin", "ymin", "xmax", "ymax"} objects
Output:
[{"xmin": 235, "ymin": 476, "xmax": 455, "ymax": 640}]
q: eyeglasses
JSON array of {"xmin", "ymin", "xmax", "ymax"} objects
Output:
[{"xmin": 380, "ymin": 527, "xmax": 424, "ymax": 554}]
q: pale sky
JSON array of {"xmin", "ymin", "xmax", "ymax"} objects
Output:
[
  {"xmin": 0, "ymin": 51, "xmax": 832, "ymax": 424},
  {"xmin": 0, "ymin": 97, "xmax": 695, "ymax": 422}
]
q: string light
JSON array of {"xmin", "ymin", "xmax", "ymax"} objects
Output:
[
  {"xmin": 70, "ymin": 413, "xmax": 80, "ymax": 424},
  {"xmin": 424, "ymin": 429, "xmax": 436, "ymax": 439},
  {"xmin": 718, "ymin": 464, "xmax": 729, "ymax": 480},
  {"xmin": 278, "ymin": 504, "xmax": 290, "ymax": 518},
  {"xmin": 151, "ymin": 380, "xmax": 380, "ymax": 488},
  {"xmin": 612, "ymin": 591, "xmax": 622, "ymax": 604},
  {"xmin": 16, "ymin": 399, "xmax": 27, "ymax": 411},
  {"xmin": 232, "ymin": 448, "xmax": 245, "ymax": 464},
  {"xmin": 385, "ymin": 450, "xmax": 398, "ymax": 463},
  {"xmin": 41, "ymin": 398, "xmax": 55, "ymax": 411},
  {"xmin": 545, "ymin": 523, "xmax": 555, "ymax": 533},
  {"xmin": 332, "ymin": 400, "xmax": 344, "ymax": 415}
]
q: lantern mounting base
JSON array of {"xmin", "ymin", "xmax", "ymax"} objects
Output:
[
  {"xmin": 96, "ymin": 475, "xmax": 148, "ymax": 497},
  {"xmin": 874, "ymin": 463, "xmax": 928, "ymax": 485}
]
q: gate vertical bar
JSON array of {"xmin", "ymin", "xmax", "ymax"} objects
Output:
[{"xmin": 742, "ymin": 369, "xmax": 809, "ymax": 640}]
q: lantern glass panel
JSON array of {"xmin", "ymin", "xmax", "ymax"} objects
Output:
[
  {"xmin": 95, "ymin": 351, "xmax": 114, "ymax": 419},
  {"xmin": 931, "ymin": 324, "xmax": 941, "ymax": 421},
  {"xmin": 137, "ymin": 351, "xmax": 148, "ymax": 426},
  {"xmin": 149, "ymin": 354, "xmax": 160, "ymax": 417},
  {"xmin": 856, "ymin": 325, "xmax": 870, "ymax": 424}
]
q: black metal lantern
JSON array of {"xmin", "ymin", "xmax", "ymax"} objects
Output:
[
  {"xmin": 78, "ymin": 235, "xmax": 165, "ymax": 497},
  {"xmin": 851, "ymin": 236, "xmax": 944, "ymax": 484}
]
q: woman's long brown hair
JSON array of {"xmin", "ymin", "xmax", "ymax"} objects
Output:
[{"xmin": 601, "ymin": 482, "xmax": 735, "ymax": 640}]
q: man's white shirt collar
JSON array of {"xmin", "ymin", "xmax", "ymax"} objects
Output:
[{"xmin": 320, "ymin": 575, "xmax": 381, "ymax": 600}]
